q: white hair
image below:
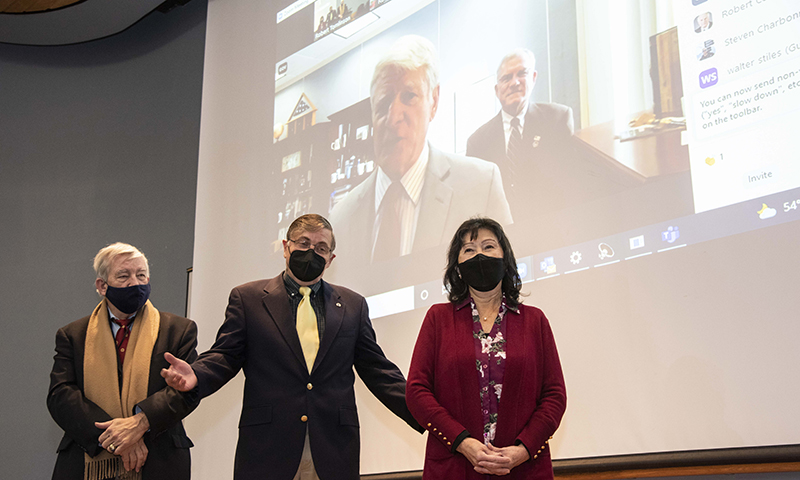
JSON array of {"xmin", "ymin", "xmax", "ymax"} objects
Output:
[
  {"xmin": 370, "ymin": 35, "xmax": 440, "ymax": 100},
  {"xmin": 496, "ymin": 48, "xmax": 537, "ymax": 80},
  {"xmin": 93, "ymin": 242, "xmax": 149, "ymax": 281}
]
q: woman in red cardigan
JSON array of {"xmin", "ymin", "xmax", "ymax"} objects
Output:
[{"xmin": 407, "ymin": 217, "xmax": 566, "ymax": 478}]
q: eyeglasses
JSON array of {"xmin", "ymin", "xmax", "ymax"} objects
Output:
[
  {"xmin": 288, "ymin": 238, "xmax": 331, "ymax": 256},
  {"xmin": 498, "ymin": 68, "xmax": 531, "ymax": 85}
]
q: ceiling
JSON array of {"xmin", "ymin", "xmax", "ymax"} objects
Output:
[
  {"xmin": 0, "ymin": 0, "xmax": 191, "ymax": 45},
  {"xmin": 0, "ymin": 0, "xmax": 83, "ymax": 14}
]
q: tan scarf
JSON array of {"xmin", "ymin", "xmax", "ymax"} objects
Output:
[{"xmin": 83, "ymin": 298, "xmax": 159, "ymax": 480}]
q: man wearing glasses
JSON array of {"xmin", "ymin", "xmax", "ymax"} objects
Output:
[
  {"xmin": 161, "ymin": 214, "xmax": 422, "ymax": 480},
  {"xmin": 466, "ymin": 48, "xmax": 575, "ymax": 222}
]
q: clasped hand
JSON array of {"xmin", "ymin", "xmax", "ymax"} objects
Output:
[
  {"xmin": 95, "ymin": 412, "xmax": 150, "ymax": 472},
  {"xmin": 457, "ymin": 437, "xmax": 530, "ymax": 475},
  {"xmin": 116, "ymin": 438, "xmax": 148, "ymax": 472}
]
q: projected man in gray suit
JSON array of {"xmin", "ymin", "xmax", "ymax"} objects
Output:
[{"xmin": 329, "ymin": 35, "xmax": 512, "ymax": 264}]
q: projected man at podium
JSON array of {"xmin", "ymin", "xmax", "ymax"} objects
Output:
[
  {"xmin": 466, "ymin": 48, "xmax": 575, "ymax": 222},
  {"xmin": 329, "ymin": 35, "xmax": 512, "ymax": 264}
]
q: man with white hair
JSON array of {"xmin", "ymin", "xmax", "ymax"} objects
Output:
[
  {"xmin": 466, "ymin": 48, "xmax": 576, "ymax": 221},
  {"xmin": 469, "ymin": 49, "xmax": 639, "ymax": 222},
  {"xmin": 329, "ymin": 35, "xmax": 512, "ymax": 264},
  {"xmin": 694, "ymin": 12, "xmax": 713, "ymax": 32},
  {"xmin": 48, "ymin": 242, "xmax": 198, "ymax": 480}
]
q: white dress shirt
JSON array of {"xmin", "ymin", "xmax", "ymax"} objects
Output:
[
  {"xmin": 107, "ymin": 306, "xmax": 133, "ymax": 336},
  {"xmin": 372, "ymin": 142, "xmax": 429, "ymax": 258}
]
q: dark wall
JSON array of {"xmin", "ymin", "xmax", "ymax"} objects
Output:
[{"xmin": 0, "ymin": 2, "xmax": 207, "ymax": 477}]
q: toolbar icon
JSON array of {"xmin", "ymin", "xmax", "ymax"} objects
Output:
[
  {"xmin": 662, "ymin": 226, "xmax": 680, "ymax": 243},
  {"xmin": 757, "ymin": 203, "xmax": 777, "ymax": 220},
  {"xmin": 598, "ymin": 243, "xmax": 615, "ymax": 260},
  {"xmin": 540, "ymin": 257, "xmax": 556, "ymax": 275},
  {"xmin": 517, "ymin": 262, "xmax": 528, "ymax": 280}
]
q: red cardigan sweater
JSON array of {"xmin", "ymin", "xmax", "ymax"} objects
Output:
[{"xmin": 407, "ymin": 301, "xmax": 567, "ymax": 479}]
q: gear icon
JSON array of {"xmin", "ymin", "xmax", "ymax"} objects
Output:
[{"xmin": 570, "ymin": 251, "xmax": 582, "ymax": 265}]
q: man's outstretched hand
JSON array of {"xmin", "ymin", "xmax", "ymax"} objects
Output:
[{"xmin": 160, "ymin": 352, "xmax": 197, "ymax": 392}]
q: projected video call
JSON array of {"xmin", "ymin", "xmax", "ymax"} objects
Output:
[
  {"xmin": 270, "ymin": 0, "xmax": 800, "ymax": 302},
  {"xmin": 176, "ymin": 0, "xmax": 800, "ymax": 474}
]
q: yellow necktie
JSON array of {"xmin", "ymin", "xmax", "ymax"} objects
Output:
[{"xmin": 297, "ymin": 286, "xmax": 319, "ymax": 373}]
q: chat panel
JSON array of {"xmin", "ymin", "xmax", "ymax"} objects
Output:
[{"xmin": 679, "ymin": 0, "xmax": 800, "ymax": 213}]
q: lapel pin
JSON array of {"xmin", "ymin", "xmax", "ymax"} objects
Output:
[{"xmin": 336, "ymin": 302, "xmax": 342, "ymax": 308}]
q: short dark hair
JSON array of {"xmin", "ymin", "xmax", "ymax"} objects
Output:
[
  {"xmin": 444, "ymin": 217, "xmax": 521, "ymax": 307},
  {"xmin": 286, "ymin": 214, "xmax": 336, "ymax": 252}
]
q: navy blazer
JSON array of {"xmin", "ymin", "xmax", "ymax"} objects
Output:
[{"xmin": 191, "ymin": 274, "xmax": 422, "ymax": 480}]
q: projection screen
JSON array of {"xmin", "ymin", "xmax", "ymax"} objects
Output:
[{"xmin": 187, "ymin": 0, "xmax": 800, "ymax": 477}]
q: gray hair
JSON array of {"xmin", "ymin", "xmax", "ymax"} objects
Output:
[
  {"xmin": 370, "ymin": 35, "xmax": 440, "ymax": 100},
  {"xmin": 496, "ymin": 48, "xmax": 537, "ymax": 80},
  {"xmin": 93, "ymin": 242, "xmax": 149, "ymax": 281}
]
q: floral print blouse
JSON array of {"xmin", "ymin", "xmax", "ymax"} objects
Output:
[{"xmin": 471, "ymin": 297, "xmax": 510, "ymax": 446}]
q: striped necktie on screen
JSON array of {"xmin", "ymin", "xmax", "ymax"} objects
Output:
[
  {"xmin": 506, "ymin": 116, "xmax": 524, "ymax": 181},
  {"xmin": 373, "ymin": 181, "xmax": 403, "ymax": 262}
]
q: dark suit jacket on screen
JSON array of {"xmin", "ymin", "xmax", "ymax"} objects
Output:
[
  {"xmin": 466, "ymin": 102, "xmax": 576, "ymax": 220},
  {"xmin": 191, "ymin": 274, "xmax": 422, "ymax": 480},
  {"xmin": 48, "ymin": 312, "xmax": 199, "ymax": 480},
  {"xmin": 407, "ymin": 302, "xmax": 567, "ymax": 479},
  {"xmin": 467, "ymin": 102, "xmax": 636, "ymax": 221},
  {"xmin": 467, "ymin": 102, "xmax": 575, "ymax": 167}
]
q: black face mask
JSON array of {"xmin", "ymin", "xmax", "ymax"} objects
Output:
[
  {"xmin": 289, "ymin": 248, "xmax": 327, "ymax": 282},
  {"xmin": 458, "ymin": 254, "xmax": 505, "ymax": 292},
  {"xmin": 105, "ymin": 283, "xmax": 151, "ymax": 315}
]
